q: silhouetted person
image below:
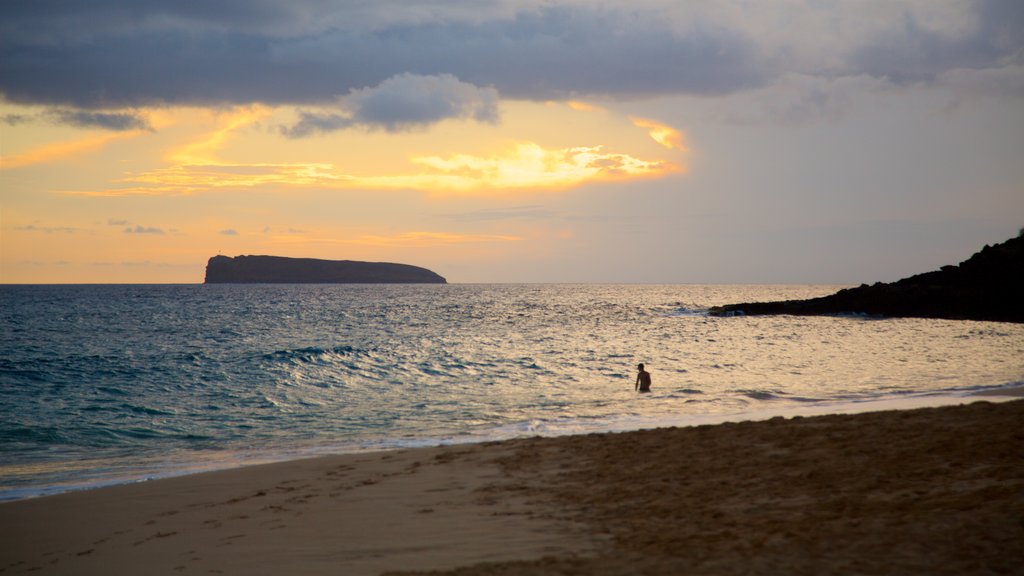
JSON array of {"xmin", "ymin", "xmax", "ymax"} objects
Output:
[{"xmin": 635, "ymin": 363, "xmax": 652, "ymax": 393}]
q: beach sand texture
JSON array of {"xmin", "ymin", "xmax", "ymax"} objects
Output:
[
  {"xmin": 2, "ymin": 400, "xmax": 1022, "ymax": 575},
  {"xmin": 0, "ymin": 444, "xmax": 593, "ymax": 575}
]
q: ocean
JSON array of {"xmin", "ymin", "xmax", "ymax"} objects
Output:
[{"xmin": 2, "ymin": 284, "xmax": 1022, "ymax": 501}]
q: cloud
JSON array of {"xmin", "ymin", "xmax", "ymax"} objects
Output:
[
  {"xmin": 848, "ymin": 0, "xmax": 1024, "ymax": 86},
  {"xmin": 2, "ymin": 113, "xmax": 32, "ymax": 125},
  {"xmin": 402, "ymin": 142, "xmax": 678, "ymax": 191},
  {"xmin": 64, "ymin": 140, "xmax": 677, "ymax": 197},
  {"xmin": 15, "ymin": 224, "xmax": 77, "ymax": 233},
  {"xmin": 4, "ymin": 2, "xmax": 1019, "ymax": 111},
  {"xmin": 93, "ymin": 162, "xmax": 345, "ymax": 196},
  {"xmin": 349, "ymin": 74, "xmax": 499, "ymax": 129},
  {"xmin": 47, "ymin": 109, "xmax": 152, "ymax": 131},
  {"xmin": 2, "ymin": 108, "xmax": 151, "ymax": 130},
  {"xmin": 1, "ymin": 131, "xmax": 143, "ymax": 169},
  {"xmin": 630, "ymin": 117, "xmax": 687, "ymax": 151},
  {"xmin": 567, "ymin": 101, "xmax": 605, "ymax": 113},
  {"xmin": 219, "ymin": 229, "xmax": 239, "ymax": 235},
  {"xmin": 167, "ymin": 106, "xmax": 271, "ymax": 164},
  {"xmin": 711, "ymin": 73, "xmax": 894, "ymax": 124},
  {"xmin": 0, "ymin": 3, "xmax": 762, "ymax": 108},
  {"xmin": 124, "ymin": 225, "xmax": 164, "ymax": 234},
  {"xmin": 282, "ymin": 73, "xmax": 499, "ymax": 136},
  {"xmin": 281, "ymin": 112, "xmax": 350, "ymax": 138}
]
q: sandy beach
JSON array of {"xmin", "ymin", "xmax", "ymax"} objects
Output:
[{"xmin": 2, "ymin": 398, "xmax": 1022, "ymax": 575}]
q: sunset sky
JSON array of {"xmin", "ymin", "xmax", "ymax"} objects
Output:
[{"xmin": 2, "ymin": 0, "xmax": 1022, "ymax": 283}]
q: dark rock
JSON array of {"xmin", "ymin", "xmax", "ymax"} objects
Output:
[
  {"xmin": 709, "ymin": 233, "xmax": 1024, "ymax": 323},
  {"xmin": 204, "ymin": 255, "xmax": 446, "ymax": 284}
]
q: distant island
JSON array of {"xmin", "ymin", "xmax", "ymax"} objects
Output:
[
  {"xmin": 204, "ymin": 255, "xmax": 447, "ymax": 284},
  {"xmin": 710, "ymin": 231, "xmax": 1024, "ymax": 323}
]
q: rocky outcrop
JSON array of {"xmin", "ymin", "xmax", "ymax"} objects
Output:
[
  {"xmin": 709, "ymin": 232, "xmax": 1024, "ymax": 323},
  {"xmin": 204, "ymin": 255, "xmax": 447, "ymax": 284}
]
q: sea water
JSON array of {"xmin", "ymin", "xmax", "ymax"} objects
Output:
[{"xmin": 2, "ymin": 284, "xmax": 1022, "ymax": 500}]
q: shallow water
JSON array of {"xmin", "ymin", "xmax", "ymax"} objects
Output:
[{"xmin": 2, "ymin": 284, "xmax": 1022, "ymax": 499}]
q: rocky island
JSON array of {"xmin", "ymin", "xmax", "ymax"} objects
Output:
[
  {"xmin": 204, "ymin": 255, "xmax": 447, "ymax": 284},
  {"xmin": 709, "ymin": 232, "xmax": 1024, "ymax": 323}
]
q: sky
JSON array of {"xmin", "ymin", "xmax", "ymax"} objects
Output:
[{"xmin": 1, "ymin": 0, "xmax": 1022, "ymax": 284}]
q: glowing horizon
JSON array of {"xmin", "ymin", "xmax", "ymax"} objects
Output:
[
  {"xmin": 1, "ymin": 99, "xmax": 687, "ymax": 283},
  {"xmin": 2, "ymin": 1, "xmax": 1021, "ymax": 284}
]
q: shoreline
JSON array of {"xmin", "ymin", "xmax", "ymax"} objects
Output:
[
  {"xmin": 0, "ymin": 442, "xmax": 596, "ymax": 575},
  {"xmin": 3, "ymin": 385, "xmax": 1022, "ymax": 503},
  {"xmin": 2, "ymin": 397, "xmax": 1022, "ymax": 575}
]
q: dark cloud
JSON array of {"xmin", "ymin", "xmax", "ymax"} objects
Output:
[
  {"xmin": 283, "ymin": 73, "xmax": 499, "ymax": 136},
  {"xmin": 219, "ymin": 229, "xmax": 239, "ymax": 236},
  {"xmin": 16, "ymin": 224, "xmax": 77, "ymax": 233},
  {"xmin": 283, "ymin": 112, "xmax": 352, "ymax": 138},
  {"xmin": 0, "ymin": 3, "xmax": 762, "ymax": 108},
  {"xmin": 48, "ymin": 109, "xmax": 151, "ymax": 130},
  {"xmin": 350, "ymin": 74, "xmax": 499, "ymax": 129},
  {"xmin": 124, "ymin": 225, "xmax": 164, "ymax": 234},
  {"xmin": 3, "ymin": 108, "xmax": 150, "ymax": 130},
  {"xmin": 2, "ymin": 113, "xmax": 32, "ymax": 125},
  {"xmin": 0, "ymin": 0, "xmax": 303, "ymax": 41},
  {"xmin": 851, "ymin": 0, "xmax": 1024, "ymax": 85},
  {"xmin": 0, "ymin": 1, "xmax": 1019, "ymax": 110}
]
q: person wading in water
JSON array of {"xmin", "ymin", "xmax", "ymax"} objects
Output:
[{"xmin": 635, "ymin": 363, "xmax": 652, "ymax": 393}]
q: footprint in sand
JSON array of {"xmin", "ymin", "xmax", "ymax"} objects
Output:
[
  {"xmin": 215, "ymin": 534, "xmax": 246, "ymax": 547},
  {"xmin": 132, "ymin": 531, "xmax": 178, "ymax": 546},
  {"xmin": 223, "ymin": 490, "xmax": 267, "ymax": 505}
]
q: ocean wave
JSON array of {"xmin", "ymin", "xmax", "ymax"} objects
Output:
[
  {"xmin": 260, "ymin": 345, "xmax": 361, "ymax": 365},
  {"xmin": 734, "ymin": 389, "xmax": 785, "ymax": 401},
  {"xmin": 120, "ymin": 403, "xmax": 176, "ymax": 417},
  {"xmin": 663, "ymin": 305, "xmax": 710, "ymax": 317},
  {"xmin": 0, "ymin": 425, "xmax": 69, "ymax": 446},
  {"xmin": 3, "ymin": 283, "xmax": 1023, "ymax": 501}
]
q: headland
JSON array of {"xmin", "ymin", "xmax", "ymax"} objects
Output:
[{"xmin": 710, "ymin": 232, "xmax": 1024, "ymax": 322}]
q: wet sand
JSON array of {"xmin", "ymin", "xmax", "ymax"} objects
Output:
[
  {"xmin": 0, "ymin": 444, "xmax": 593, "ymax": 575},
  {"xmin": 2, "ymin": 399, "xmax": 1022, "ymax": 575}
]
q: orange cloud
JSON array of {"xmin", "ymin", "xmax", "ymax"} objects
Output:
[
  {"xmin": 63, "ymin": 141, "xmax": 677, "ymax": 197},
  {"xmin": 400, "ymin": 142, "xmax": 676, "ymax": 192},
  {"xmin": 0, "ymin": 131, "xmax": 143, "ymax": 170},
  {"xmin": 567, "ymin": 100, "xmax": 606, "ymax": 113},
  {"xmin": 168, "ymin": 105, "xmax": 272, "ymax": 164},
  {"xmin": 630, "ymin": 117, "xmax": 687, "ymax": 152},
  {"xmin": 59, "ymin": 163, "xmax": 345, "ymax": 196}
]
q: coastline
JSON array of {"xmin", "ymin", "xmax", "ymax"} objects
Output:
[
  {"xmin": 0, "ymin": 442, "xmax": 596, "ymax": 575},
  {"xmin": 2, "ymin": 395, "xmax": 1022, "ymax": 575},
  {"xmin": 4, "ymin": 385, "xmax": 1021, "ymax": 503}
]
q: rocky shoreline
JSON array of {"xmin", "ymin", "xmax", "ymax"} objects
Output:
[{"xmin": 710, "ymin": 233, "xmax": 1023, "ymax": 323}]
